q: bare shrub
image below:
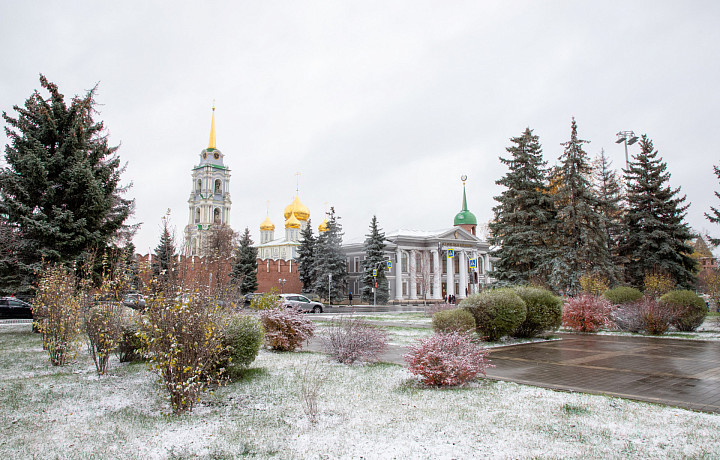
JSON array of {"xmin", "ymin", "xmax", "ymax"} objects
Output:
[
  {"xmin": 561, "ymin": 294, "xmax": 613, "ymax": 333},
  {"xmin": 404, "ymin": 333, "xmax": 492, "ymax": 387},
  {"xmin": 637, "ymin": 296, "xmax": 673, "ymax": 335},
  {"xmin": 424, "ymin": 302, "xmax": 456, "ymax": 317},
  {"xmin": 86, "ymin": 303, "xmax": 124, "ymax": 375},
  {"xmin": 610, "ymin": 302, "xmax": 644, "ymax": 332},
  {"xmin": 320, "ymin": 316, "xmax": 388, "ymax": 364},
  {"xmin": 579, "ymin": 273, "xmax": 609, "ymax": 296},
  {"xmin": 298, "ymin": 359, "xmax": 325, "ymax": 424},
  {"xmin": 141, "ymin": 292, "xmax": 228, "ymax": 414},
  {"xmin": 643, "ymin": 271, "xmax": 675, "ymax": 298},
  {"xmin": 259, "ymin": 307, "xmax": 315, "ymax": 351},
  {"xmin": 33, "ymin": 265, "xmax": 84, "ymax": 366}
]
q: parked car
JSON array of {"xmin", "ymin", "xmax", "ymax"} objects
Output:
[
  {"xmin": 279, "ymin": 294, "xmax": 324, "ymax": 313},
  {"xmin": 243, "ymin": 293, "xmax": 261, "ymax": 306},
  {"xmin": 0, "ymin": 297, "xmax": 33, "ymax": 319},
  {"xmin": 122, "ymin": 293, "xmax": 146, "ymax": 310}
]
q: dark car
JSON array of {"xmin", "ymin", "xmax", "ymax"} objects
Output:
[
  {"xmin": 243, "ymin": 293, "xmax": 261, "ymax": 306},
  {"xmin": 122, "ymin": 293, "xmax": 146, "ymax": 310},
  {"xmin": 279, "ymin": 294, "xmax": 324, "ymax": 313},
  {"xmin": 0, "ymin": 297, "xmax": 33, "ymax": 319}
]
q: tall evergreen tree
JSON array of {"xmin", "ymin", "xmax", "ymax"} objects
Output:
[
  {"xmin": 152, "ymin": 213, "xmax": 177, "ymax": 285},
  {"xmin": 297, "ymin": 219, "xmax": 317, "ymax": 293},
  {"xmin": 313, "ymin": 208, "xmax": 347, "ymax": 302},
  {"xmin": 621, "ymin": 135, "xmax": 696, "ymax": 288},
  {"xmin": 230, "ymin": 227, "xmax": 258, "ymax": 295},
  {"xmin": 361, "ymin": 215, "xmax": 389, "ymax": 304},
  {"xmin": 705, "ymin": 164, "xmax": 720, "ymax": 246},
  {"xmin": 591, "ymin": 149, "xmax": 625, "ymax": 284},
  {"xmin": 489, "ymin": 127, "xmax": 556, "ymax": 286},
  {"xmin": 0, "ymin": 75, "xmax": 134, "ymax": 294},
  {"xmin": 551, "ymin": 119, "xmax": 613, "ymax": 294}
]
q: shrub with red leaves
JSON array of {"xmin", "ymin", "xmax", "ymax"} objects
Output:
[
  {"xmin": 258, "ymin": 307, "xmax": 315, "ymax": 351},
  {"xmin": 561, "ymin": 294, "xmax": 613, "ymax": 332},
  {"xmin": 403, "ymin": 333, "xmax": 492, "ymax": 386},
  {"xmin": 637, "ymin": 296, "xmax": 673, "ymax": 335}
]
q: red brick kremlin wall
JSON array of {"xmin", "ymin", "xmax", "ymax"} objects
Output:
[{"xmin": 134, "ymin": 254, "xmax": 300, "ymax": 294}]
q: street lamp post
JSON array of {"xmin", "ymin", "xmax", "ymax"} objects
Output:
[
  {"xmin": 615, "ymin": 130, "xmax": 638, "ymax": 169},
  {"xmin": 278, "ymin": 278, "xmax": 286, "ymax": 294}
]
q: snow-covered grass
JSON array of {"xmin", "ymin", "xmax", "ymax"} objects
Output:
[{"xmin": 2, "ymin": 323, "xmax": 720, "ymax": 459}]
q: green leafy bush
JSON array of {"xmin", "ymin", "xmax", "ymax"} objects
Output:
[
  {"xmin": 660, "ymin": 290, "xmax": 707, "ymax": 332},
  {"xmin": 461, "ymin": 289, "xmax": 526, "ymax": 341},
  {"xmin": 221, "ymin": 314, "xmax": 265, "ymax": 378},
  {"xmin": 511, "ymin": 286, "xmax": 562, "ymax": 338},
  {"xmin": 432, "ymin": 309, "xmax": 476, "ymax": 334},
  {"xmin": 117, "ymin": 321, "xmax": 145, "ymax": 363},
  {"xmin": 603, "ymin": 286, "xmax": 643, "ymax": 305}
]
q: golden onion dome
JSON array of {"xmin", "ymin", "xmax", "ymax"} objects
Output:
[
  {"xmin": 285, "ymin": 212, "xmax": 301, "ymax": 229},
  {"xmin": 318, "ymin": 216, "xmax": 329, "ymax": 233},
  {"xmin": 283, "ymin": 194, "xmax": 310, "ymax": 222},
  {"xmin": 260, "ymin": 214, "xmax": 275, "ymax": 232}
]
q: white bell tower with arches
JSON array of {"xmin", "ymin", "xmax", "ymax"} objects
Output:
[{"xmin": 184, "ymin": 104, "xmax": 232, "ymax": 256}]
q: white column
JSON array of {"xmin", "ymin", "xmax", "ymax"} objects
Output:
[
  {"xmin": 432, "ymin": 249, "xmax": 441, "ymax": 299},
  {"xmin": 458, "ymin": 250, "xmax": 467, "ymax": 299},
  {"xmin": 446, "ymin": 249, "xmax": 455, "ymax": 299},
  {"xmin": 395, "ymin": 248, "xmax": 404, "ymax": 300},
  {"xmin": 409, "ymin": 250, "xmax": 417, "ymax": 300}
]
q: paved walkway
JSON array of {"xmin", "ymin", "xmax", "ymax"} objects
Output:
[{"xmin": 306, "ymin": 333, "xmax": 720, "ymax": 413}]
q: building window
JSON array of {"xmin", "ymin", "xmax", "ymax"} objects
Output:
[
  {"xmin": 213, "ymin": 208, "xmax": 221, "ymax": 223},
  {"xmin": 196, "ymin": 179, "xmax": 201, "ymax": 193},
  {"xmin": 402, "ymin": 282, "xmax": 408, "ymax": 296},
  {"xmin": 214, "ymin": 179, "xmax": 222, "ymax": 195},
  {"xmin": 402, "ymin": 253, "xmax": 409, "ymax": 274},
  {"xmin": 194, "ymin": 208, "xmax": 200, "ymax": 223},
  {"xmin": 354, "ymin": 257, "xmax": 359, "ymax": 273},
  {"xmin": 266, "ymin": 260, "xmax": 270, "ymax": 272}
]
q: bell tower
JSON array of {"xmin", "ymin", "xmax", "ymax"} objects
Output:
[{"xmin": 184, "ymin": 104, "xmax": 232, "ymax": 255}]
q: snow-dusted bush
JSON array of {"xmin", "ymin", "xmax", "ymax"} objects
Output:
[
  {"xmin": 424, "ymin": 302, "xmax": 456, "ymax": 317},
  {"xmin": 637, "ymin": 297, "xmax": 673, "ymax": 335},
  {"xmin": 321, "ymin": 315, "xmax": 388, "ymax": 364},
  {"xmin": 250, "ymin": 290, "xmax": 281, "ymax": 310},
  {"xmin": 220, "ymin": 314, "xmax": 264, "ymax": 378},
  {"xmin": 86, "ymin": 303, "xmax": 124, "ymax": 375},
  {"xmin": 33, "ymin": 265, "xmax": 84, "ymax": 366},
  {"xmin": 432, "ymin": 309, "xmax": 476, "ymax": 334},
  {"xmin": 404, "ymin": 333, "xmax": 492, "ymax": 386},
  {"xmin": 643, "ymin": 272, "xmax": 675, "ymax": 298},
  {"xmin": 259, "ymin": 307, "xmax": 315, "ymax": 352},
  {"xmin": 660, "ymin": 290, "xmax": 706, "ymax": 332},
  {"xmin": 140, "ymin": 294, "xmax": 227, "ymax": 414},
  {"xmin": 117, "ymin": 321, "xmax": 144, "ymax": 363},
  {"xmin": 603, "ymin": 286, "xmax": 643, "ymax": 305},
  {"xmin": 579, "ymin": 273, "xmax": 609, "ymax": 295},
  {"xmin": 561, "ymin": 294, "xmax": 612, "ymax": 333},
  {"xmin": 609, "ymin": 302, "xmax": 644, "ymax": 332},
  {"xmin": 511, "ymin": 286, "xmax": 562, "ymax": 338},
  {"xmin": 461, "ymin": 289, "xmax": 526, "ymax": 341}
]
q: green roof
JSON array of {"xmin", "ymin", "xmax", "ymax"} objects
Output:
[{"xmin": 454, "ymin": 183, "xmax": 477, "ymax": 225}]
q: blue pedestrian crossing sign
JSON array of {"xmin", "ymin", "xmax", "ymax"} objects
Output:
[
  {"xmin": 373, "ymin": 269, "xmax": 377, "ymax": 277},
  {"xmin": 447, "ymin": 249, "xmax": 455, "ymax": 258},
  {"xmin": 386, "ymin": 260, "xmax": 392, "ymax": 270},
  {"xmin": 469, "ymin": 258, "xmax": 477, "ymax": 268}
]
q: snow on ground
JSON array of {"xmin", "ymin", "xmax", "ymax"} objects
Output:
[{"xmin": 2, "ymin": 323, "xmax": 720, "ymax": 459}]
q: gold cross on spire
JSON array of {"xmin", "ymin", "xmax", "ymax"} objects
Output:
[{"xmin": 295, "ymin": 172, "xmax": 301, "ymax": 195}]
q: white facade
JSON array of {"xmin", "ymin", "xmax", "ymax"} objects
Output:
[{"xmin": 343, "ymin": 227, "xmax": 494, "ymax": 301}]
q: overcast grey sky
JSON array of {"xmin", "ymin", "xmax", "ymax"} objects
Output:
[{"xmin": 2, "ymin": 1, "xmax": 719, "ymax": 253}]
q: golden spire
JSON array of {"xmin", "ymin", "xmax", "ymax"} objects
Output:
[
  {"xmin": 260, "ymin": 201, "xmax": 275, "ymax": 231},
  {"xmin": 208, "ymin": 101, "xmax": 216, "ymax": 149}
]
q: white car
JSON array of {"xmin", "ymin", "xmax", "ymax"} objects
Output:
[{"xmin": 279, "ymin": 294, "xmax": 324, "ymax": 313}]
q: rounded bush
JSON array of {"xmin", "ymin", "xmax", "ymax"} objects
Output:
[
  {"xmin": 603, "ymin": 286, "xmax": 643, "ymax": 305},
  {"xmin": 561, "ymin": 294, "xmax": 612, "ymax": 333},
  {"xmin": 461, "ymin": 289, "xmax": 526, "ymax": 341},
  {"xmin": 222, "ymin": 315, "xmax": 265, "ymax": 378},
  {"xmin": 660, "ymin": 290, "xmax": 707, "ymax": 332},
  {"xmin": 403, "ymin": 332, "xmax": 491, "ymax": 386},
  {"xmin": 259, "ymin": 307, "xmax": 315, "ymax": 351},
  {"xmin": 511, "ymin": 286, "xmax": 562, "ymax": 338},
  {"xmin": 432, "ymin": 309, "xmax": 476, "ymax": 334}
]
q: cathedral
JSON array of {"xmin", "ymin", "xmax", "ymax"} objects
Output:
[{"xmin": 184, "ymin": 106, "xmax": 232, "ymax": 256}]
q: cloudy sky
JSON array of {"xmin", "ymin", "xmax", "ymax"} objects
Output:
[{"xmin": 1, "ymin": 1, "xmax": 719, "ymax": 253}]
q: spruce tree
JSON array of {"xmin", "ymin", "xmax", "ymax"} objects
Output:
[
  {"xmin": 0, "ymin": 75, "xmax": 134, "ymax": 294},
  {"xmin": 230, "ymin": 227, "xmax": 258, "ymax": 295},
  {"xmin": 706, "ymin": 164, "xmax": 720, "ymax": 246},
  {"xmin": 313, "ymin": 208, "xmax": 347, "ymax": 303},
  {"xmin": 621, "ymin": 135, "xmax": 696, "ymax": 288},
  {"xmin": 297, "ymin": 219, "xmax": 317, "ymax": 293},
  {"xmin": 551, "ymin": 119, "xmax": 613, "ymax": 294},
  {"xmin": 361, "ymin": 215, "xmax": 389, "ymax": 304},
  {"xmin": 489, "ymin": 127, "xmax": 556, "ymax": 286},
  {"xmin": 152, "ymin": 214, "xmax": 177, "ymax": 286},
  {"xmin": 591, "ymin": 149, "xmax": 625, "ymax": 284}
]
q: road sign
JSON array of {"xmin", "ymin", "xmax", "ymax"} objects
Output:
[
  {"xmin": 469, "ymin": 258, "xmax": 476, "ymax": 268},
  {"xmin": 387, "ymin": 260, "xmax": 392, "ymax": 270},
  {"xmin": 373, "ymin": 269, "xmax": 377, "ymax": 277},
  {"xmin": 447, "ymin": 249, "xmax": 454, "ymax": 258}
]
